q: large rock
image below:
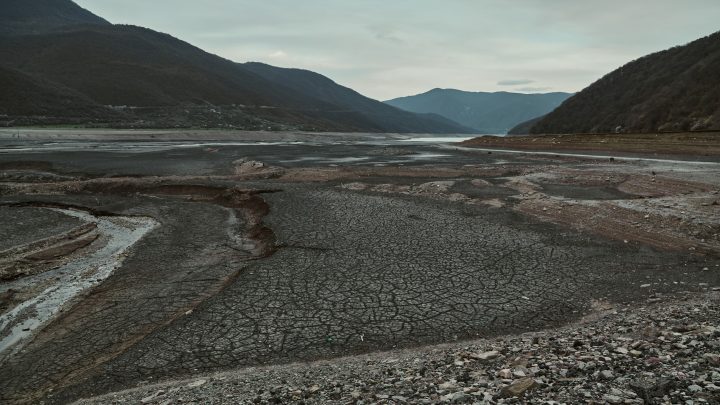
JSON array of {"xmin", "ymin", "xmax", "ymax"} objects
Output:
[
  {"xmin": 498, "ymin": 378, "xmax": 537, "ymax": 398},
  {"xmin": 629, "ymin": 377, "xmax": 674, "ymax": 401},
  {"xmin": 471, "ymin": 350, "xmax": 500, "ymax": 361}
]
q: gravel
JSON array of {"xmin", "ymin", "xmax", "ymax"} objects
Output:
[{"xmin": 77, "ymin": 291, "xmax": 720, "ymax": 404}]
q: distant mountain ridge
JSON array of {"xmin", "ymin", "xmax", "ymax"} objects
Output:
[
  {"xmin": 0, "ymin": 0, "xmax": 472, "ymax": 133},
  {"xmin": 385, "ymin": 89, "xmax": 572, "ymax": 134},
  {"xmin": 524, "ymin": 31, "xmax": 720, "ymax": 134},
  {"xmin": 242, "ymin": 63, "xmax": 467, "ymax": 133}
]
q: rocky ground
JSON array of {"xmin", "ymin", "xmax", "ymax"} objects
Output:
[{"xmin": 77, "ymin": 291, "xmax": 720, "ymax": 404}]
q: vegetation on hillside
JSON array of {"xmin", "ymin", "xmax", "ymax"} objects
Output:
[
  {"xmin": 529, "ymin": 31, "xmax": 720, "ymax": 134},
  {"xmin": 0, "ymin": 1, "xmax": 472, "ymax": 133}
]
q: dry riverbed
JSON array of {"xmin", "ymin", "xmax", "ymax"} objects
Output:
[{"xmin": 0, "ymin": 130, "xmax": 717, "ymax": 404}]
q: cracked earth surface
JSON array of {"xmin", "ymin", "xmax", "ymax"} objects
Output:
[{"xmin": 0, "ymin": 133, "xmax": 718, "ymax": 404}]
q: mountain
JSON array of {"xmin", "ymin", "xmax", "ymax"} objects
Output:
[
  {"xmin": 528, "ymin": 31, "xmax": 720, "ymax": 134},
  {"xmin": 384, "ymin": 89, "xmax": 572, "ymax": 134},
  {"xmin": 0, "ymin": 66, "xmax": 112, "ymax": 121},
  {"xmin": 0, "ymin": 0, "xmax": 109, "ymax": 35},
  {"xmin": 0, "ymin": 0, "xmax": 471, "ymax": 133},
  {"xmin": 242, "ymin": 63, "xmax": 470, "ymax": 133},
  {"xmin": 507, "ymin": 115, "xmax": 545, "ymax": 136}
]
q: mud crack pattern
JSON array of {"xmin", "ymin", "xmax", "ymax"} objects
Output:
[{"xmin": 43, "ymin": 186, "xmax": 684, "ymax": 402}]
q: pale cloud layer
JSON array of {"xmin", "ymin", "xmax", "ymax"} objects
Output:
[
  {"xmin": 75, "ymin": 0, "xmax": 720, "ymax": 100},
  {"xmin": 497, "ymin": 79, "xmax": 535, "ymax": 86}
]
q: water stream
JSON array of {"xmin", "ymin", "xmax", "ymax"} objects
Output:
[{"xmin": 0, "ymin": 208, "xmax": 158, "ymax": 358}]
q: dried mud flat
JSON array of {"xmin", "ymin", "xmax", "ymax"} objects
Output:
[{"xmin": 0, "ymin": 131, "xmax": 718, "ymax": 404}]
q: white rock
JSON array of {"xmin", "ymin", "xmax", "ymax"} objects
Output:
[
  {"xmin": 473, "ymin": 350, "xmax": 500, "ymax": 361},
  {"xmin": 439, "ymin": 381, "xmax": 457, "ymax": 390},
  {"xmin": 688, "ymin": 384, "xmax": 703, "ymax": 393},
  {"xmin": 604, "ymin": 394, "xmax": 622, "ymax": 404}
]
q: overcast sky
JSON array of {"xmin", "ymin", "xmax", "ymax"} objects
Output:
[{"xmin": 75, "ymin": 0, "xmax": 720, "ymax": 100}]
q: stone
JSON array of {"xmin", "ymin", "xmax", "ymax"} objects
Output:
[
  {"xmin": 600, "ymin": 370, "xmax": 614, "ymax": 380},
  {"xmin": 498, "ymin": 378, "xmax": 537, "ymax": 398},
  {"xmin": 439, "ymin": 381, "xmax": 457, "ymax": 390},
  {"xmin": 497, "ymin": 369, "xmax": 513, "ymax": 379},
  {"xmin": 604, "ymin": 394, "xmax": 623, "ymax": 404},
  {"xmin": 688, "ymin": 384, "xmax": 703, "ymax": 393},
  {"xmin": 471, "ymin": 350, "xmax": 500, "ymax": 361},
  {"xmin": 234, "ymin": 158, "xmax": 268, "ymax": 174},
  {"xmin": 513, "ymin": 369, "xmax": 527, "ymax": 378},
  {"xmin": 703, "ymin": 353, "xmax": 720, "ymax": 366}
]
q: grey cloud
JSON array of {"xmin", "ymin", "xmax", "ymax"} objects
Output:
[{"xmin": 497, "ymin": 79, "xmax": 534, "ymax": 86}]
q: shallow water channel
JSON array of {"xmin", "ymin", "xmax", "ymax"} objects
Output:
[{"xmin": 0, "ymin": 208, "xmax": 158, "ymax": 358}]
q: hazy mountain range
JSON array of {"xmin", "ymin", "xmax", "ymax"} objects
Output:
[
  {"xmin": 518, "ymin": 31, "xmax": 720, "ymax": 134},
  {"xmin": 0, "ymin": 0, "xmax": 472, "ymax": 133},
  {"xmin": 385, "ymin": 89, "xmax": 572, "ymax": 134}
]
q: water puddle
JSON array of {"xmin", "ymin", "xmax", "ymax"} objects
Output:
[
  {"xmin": 0, "ymin": 208, "xmax": 158, "ymax": 358},
  {"xmin": 399, "ymin": 136, "xmax": 480, "ymax": 143},
  {"xmin": 0, "ymin": 141, "xmax": 308, "ymax": 153},
  {"xmin": 408, "ymin": 153, "xmax": 451, "ymax": 160}
]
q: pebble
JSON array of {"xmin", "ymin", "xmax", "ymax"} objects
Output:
[
  {"xmin": 78, "ymin": 293, "xmax": 720, "ymax": 404},
  {"xmin": 688, "ymin": 384, "xmax": 703, "ymax": 393},
  {"xmin": 604, "ymin": 394, "xmax": 623, "ymax": 404}
]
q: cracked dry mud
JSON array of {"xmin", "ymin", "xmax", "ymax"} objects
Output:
[{"xmin": 0, "ymin": 133, "xmax": 718, "ymax": 404}]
